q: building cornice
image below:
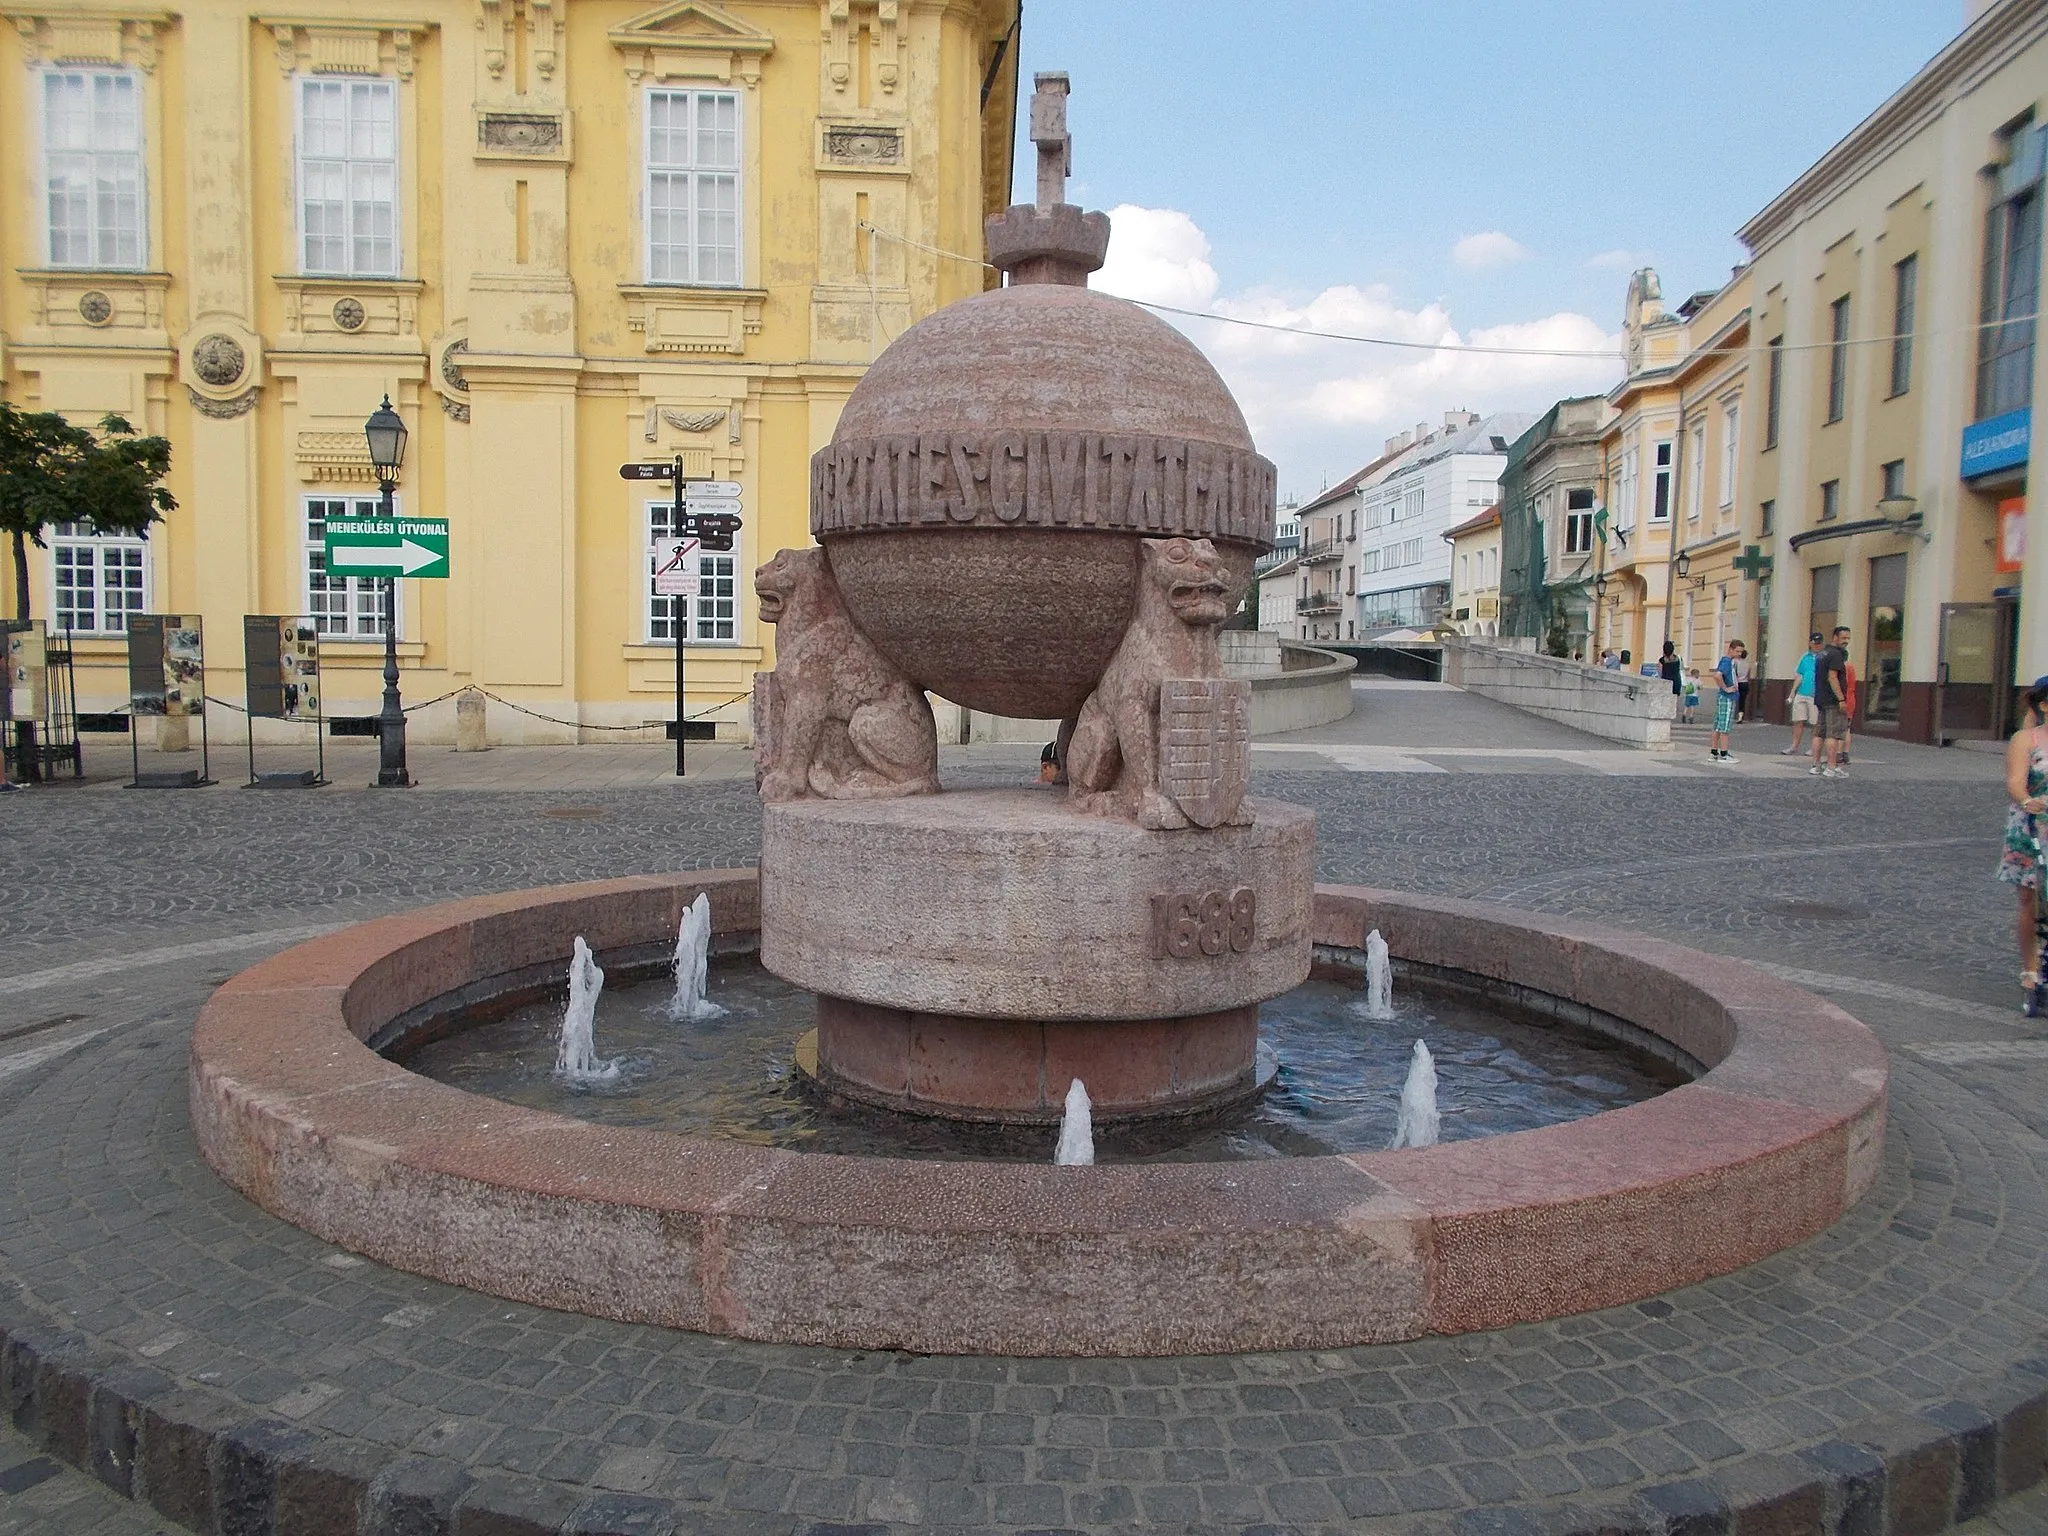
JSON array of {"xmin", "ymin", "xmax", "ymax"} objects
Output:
[{"xmin": 1737, "ymin": 0, "xmax": 2048, "ymax": 257}]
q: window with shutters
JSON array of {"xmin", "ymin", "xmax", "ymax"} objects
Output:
[
  {"xmin": 42, "ymin": 70, "xmax": 144, "ymax": 268},
  {"xmin": 645, "ymin": 88, "xmax": 741, "ymax": 286}
]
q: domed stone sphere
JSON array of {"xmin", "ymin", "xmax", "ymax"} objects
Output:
[{"xmin": 810, "ymin": 284, "xmax": 1276, "ymax": 721}]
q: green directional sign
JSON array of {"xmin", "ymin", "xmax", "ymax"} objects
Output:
[{"xmin": 323, "ymin": 515, "xmax": 450, "ymax": 579}]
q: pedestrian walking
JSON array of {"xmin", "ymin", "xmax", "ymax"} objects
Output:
[
  {"xmin": 1733, "ymin": 643, "xmax": 1752, "ymax": 722},
  {"xmin": 1782, "ymin": 633, "xmax": 1823, "ymax": 756},
  {"xmin": 1682, "ymin": 669, "xmax": 1701, "ymax": 724},
  {"xmin": 1710, "ymin": 640, "xmax": 1742, "ymax": 763},
  {"xmin": 1809, "ymin": 625, "xmax": 1850, "ymax": 778},
  {"xmin": 2000, "ymin": 676, "xmax": 2048, "ymax": 1015}
]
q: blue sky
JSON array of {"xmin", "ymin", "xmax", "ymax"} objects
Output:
[{"xmin": 1006, "ymin": 0, "xmax": 1965, "ymax": 498}]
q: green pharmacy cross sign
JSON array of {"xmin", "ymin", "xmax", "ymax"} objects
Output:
[
  {"xmin": 1733, "ymin": 544, "xmax": 1773, "ymax": 582},
  {"xmin": 323, "ymin": 515, "xmax": 451, "ymax": 579}
]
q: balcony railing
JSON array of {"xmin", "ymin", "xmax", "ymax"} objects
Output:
[
  {"xmin": 1299, "ymin": 539, "xmax": 1343, "ymax": 565},
  {"xmin": 1297, "ymin": 593, "xmax": 1344, "ymax": 616}
]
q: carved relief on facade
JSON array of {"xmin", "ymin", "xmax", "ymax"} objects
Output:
[
  {"xmin": 263, "ymin": 19, "xmax": 428, "ymax": 81},
  {"xmin": 8, "ymin": 10, "xmax": 168, "ymax": 72},
  {"xmin": 16, "ymin": 271, "xmax": 171, "ymax": 346},
  {"xmin": 477, "ymin": 112, "xmax": 566, "ymax": 156},
  {"xmin": 820, "ymin": 123, "xmax": 903, "ymax": 168},
  {"xmin": 819, "ymin": 0, "xmax": 899, "ymax": 97},
  {"xmin": 618, "ymin": 286, "xmax": 765, "ymax": 356},
  {"xmin": 177, "ymin": 315, "xmax": 264, "ymax": 404},
  {"xmin": 273, "ymin": 277, "xmax": 426, "ymax": 348},
  {"xmin": 609, "ymin": 0, "xmax": 773, "ymax": 87}
]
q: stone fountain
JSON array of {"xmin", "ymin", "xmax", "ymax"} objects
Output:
[
  {"xmin": 751, "ymin": 74, "xmax": 1311, "ymax": 1124},
  {"xmin": 188, "ymin": 72, "xmax": 1886, "ymax": 1359}
]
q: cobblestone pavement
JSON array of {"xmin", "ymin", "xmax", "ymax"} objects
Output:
[{"xmin": 0, "ymin": 722, "xmax": 2043, "ymax": 1532}]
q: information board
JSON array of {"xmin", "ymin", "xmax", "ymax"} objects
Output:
[
  {"xmin": 244, "ymin": 616, "xmax": 322, "ymax": 721},
  {"xmin": 127, "ymin": 614, "xmax": 205, "ymax": 717}
]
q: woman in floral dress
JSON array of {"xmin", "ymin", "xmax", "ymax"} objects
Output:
[{"xmin": 2002, "ymin": 677, "xmax": 2048, "ymax": 1015}]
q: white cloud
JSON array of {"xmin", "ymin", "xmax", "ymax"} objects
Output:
[
  {"xmin": 1093, "ymin": 205, "xmax": 1219, "ymax": 310},
  {"xmin": 1451, "ymin": 231, "xmax": 1531, "ymax": 271},
  {"xmin": 1092, "ymin": 205, "xmax": 1622, "ymax": 499},
  {"xmin": 1587, "ymin": 247, "xmax": 1654, "ymax": 271}
]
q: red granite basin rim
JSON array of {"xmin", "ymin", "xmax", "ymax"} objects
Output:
[{"xmin": 188, "ymin": 873, "xmax": 1888, "ymax": 1356}]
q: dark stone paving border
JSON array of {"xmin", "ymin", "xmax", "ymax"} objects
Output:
[{"xmin": 1, "ymin": 1307, "xmax": 2045, "ymax": 1534}]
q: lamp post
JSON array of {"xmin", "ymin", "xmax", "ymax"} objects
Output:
[
  {"xmin": 365, "ymin": 395, "xmax": 411, "ymax": 788},
  {"xmin": 1593, "ymin": 571, "xmax": 1609, "ymax": 655}
]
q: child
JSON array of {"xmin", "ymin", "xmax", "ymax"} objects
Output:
[
  {"xmin": 1682, "ymin": 669, "xmax": 1701, "ymax": 725},
  {"xmin": 1710, "ymin": 641, "xmax": 1742, "ymax": 763}
]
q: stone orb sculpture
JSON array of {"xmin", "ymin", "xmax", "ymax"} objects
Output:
[{"xmin": 812, "ymin": 283, "xmax": 1276, "ymax": 722}]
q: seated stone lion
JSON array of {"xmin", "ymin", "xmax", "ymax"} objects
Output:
[
  {"xmin": 1066, "ymin": 536, "xmax": 1253, "ymax": 830},
  {"xmin": 752, "ymin": 547, "xmax": 939, "ymax": 803}
]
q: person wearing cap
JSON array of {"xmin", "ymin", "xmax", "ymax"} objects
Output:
[
  {"xmin": 1782, "ymin": 633, "xmax": 1824, "ymax": 757},
  {"xmin": 2001, "ymin": 675, "xmax": 2048, "ymax": 1015}
]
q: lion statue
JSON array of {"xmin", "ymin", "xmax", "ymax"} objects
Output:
[
  {"xmin": 751, "ymin": 547, "xmax": 939, "ymax": 803},
  {"xmin": 1065, "ymin": 536, "xmax": 1253, "ymax": 830}
]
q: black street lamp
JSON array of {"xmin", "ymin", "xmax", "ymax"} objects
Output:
[{"xmin": 365, "ymin": 395, "xmax": 411, "ymax": 787}]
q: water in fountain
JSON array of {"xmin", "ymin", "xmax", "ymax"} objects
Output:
[
  {"xmin": 1386, "ymin": 1039, "xmax": 1440, "ymax": 1149},
  {"xmin": 1053, "ymin": 1079, "xmax": 1095, "ymax": 1165},
  {"xmin": 555, "ymin": 937, "xmax": 624, "ymax": 1084},
  {"xmin": 667, "ymin": 893, "xmax": 727, "ymax": 1023},
  {"xmin": 1362, "ymin": 929, "xmax": 1395, "ymax": 1020}
]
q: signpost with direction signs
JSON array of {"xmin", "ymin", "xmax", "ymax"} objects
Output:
[
  {"xmin": 621, "ymin": 457, "xmax": 746, "ymax": 774},
  {"xmin": 323, "ymin": 516, "xmax": 451, "ymax": 579}
]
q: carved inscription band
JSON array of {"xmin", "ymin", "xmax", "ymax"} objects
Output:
[{"xmin": 811, "ymin": 433, "xmax": 1277, "ymax": 548}]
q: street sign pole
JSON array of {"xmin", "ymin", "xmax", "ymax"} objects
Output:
[
  {"xmin": 688, "ymin": 454, "xmax": 696, "ymax": 770},
  {"xmin": 622, "ymin": 457, "xmax": 744, "ymax": 779}
]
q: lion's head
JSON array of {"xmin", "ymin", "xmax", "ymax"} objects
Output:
[
  {"xmin": 754, "ymin": 546, "xmax": 836, "ymax": 627},
  {"xmin": 1139, "ymin": 536, "xmax": 1234, "ymax": 627}
]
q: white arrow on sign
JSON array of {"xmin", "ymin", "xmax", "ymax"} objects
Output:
[
  {"xmin": 339, "ymin": 539, "xmax": 442, "ymax": 575},
  {"xmin": 686, "ymin": 480, "xmax": 743, "ymax": 499}
]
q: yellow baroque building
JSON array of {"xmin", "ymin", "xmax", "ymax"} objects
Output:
[{"xmin": 0, "ymin": 0, "xmax": 1020, "ymax": 742}]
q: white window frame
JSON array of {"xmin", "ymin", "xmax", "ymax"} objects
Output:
[
  {"xmin": 49, "ymin": 522, "xmax": 149, "ymax": 635},
  {"xmin": 1685, "ymin": 424, "xmax": 1705, "ymax": 523},
  {"xmin": 1719, "ymin": 400, "xmax": 1739, "ymax": 508},
  {"xmin": 304, "ymin": 494, "xmax": 403, "ymax": 639},
  {"xmin": 1565, "ymin": 488, "xmax": 1596, "ymax": 556},
  {"xmin": 1651, "ymin": 439, "xmax": 1674, "ymax": 522},
  {"xmin": 645, "ymin": 501, "xmax": 740, "ymax": 644},
  {"xmin": 643, "ymin": 86, "xmax": 742, "ymax": 287},
  {"xmin": 40, "ymin": 68, "xmax": 146, "ymax": 269},
  {"xmin": 295, "ymin": 76, "xmax": 399, "ymax": 278}
]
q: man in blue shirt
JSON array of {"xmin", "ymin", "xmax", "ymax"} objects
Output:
[
  {"xmin": 1780, "ymin": 633, "xmax": 1824, "ymax": 756},
  {"xmin": 1710, "ymin": 640, "xmax": 1743, "ymax": 763}
]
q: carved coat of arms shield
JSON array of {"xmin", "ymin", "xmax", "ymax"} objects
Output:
[{"xmin": 1158, "ymin": 678, "xmax": 1251, "ymax": 828}]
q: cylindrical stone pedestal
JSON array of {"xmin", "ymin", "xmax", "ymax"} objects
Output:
[{"xmin": 762, "ymin": 789, "xmax": 1314, "ymax": 1122}]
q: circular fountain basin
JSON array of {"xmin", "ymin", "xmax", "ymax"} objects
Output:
[{"xmin": 189, "ymin": 872, "xmax": 1887, "ymax": 1356}]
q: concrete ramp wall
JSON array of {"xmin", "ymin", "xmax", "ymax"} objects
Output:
[{"xmin": 1441, "ymin": 638, "xmax": 1673, "ymax": 748}]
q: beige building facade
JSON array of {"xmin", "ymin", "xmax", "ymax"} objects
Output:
[
  {"xmin": 0, "ymin": 0, "xmax": 1020, "ymax": 742},
  {"xmin": 1736, "ymin": 0, "xmax": 2046, "ymax": 743},
  {"xmin": 1442, "ymin": 503, "xmax": 1499, "ymax": 636},
  {"xmin": 1666, "ymin": 271, "xmax": 1758, "ymax": 677}
]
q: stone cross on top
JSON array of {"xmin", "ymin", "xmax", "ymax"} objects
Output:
[
  {"xmin": 984, "ymin": 69, "xmax": 1107, "ymax": 286},
  {"xmin": 1030, "ymin": 72, "xmax": 1072, "ymax": 212}
]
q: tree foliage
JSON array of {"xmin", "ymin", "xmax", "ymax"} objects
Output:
[
  {"xmin": 0, "ymin": 403, "xmax": 176, "ymax": 546},
  {"xmin": 1, "ymin": 403, "xmax": 175, "ymax": 619}
]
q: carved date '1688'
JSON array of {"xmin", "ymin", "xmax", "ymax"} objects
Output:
[{"xmin": 1150, "ymin": 888, "xmax": 1256, "ymax": 959}]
